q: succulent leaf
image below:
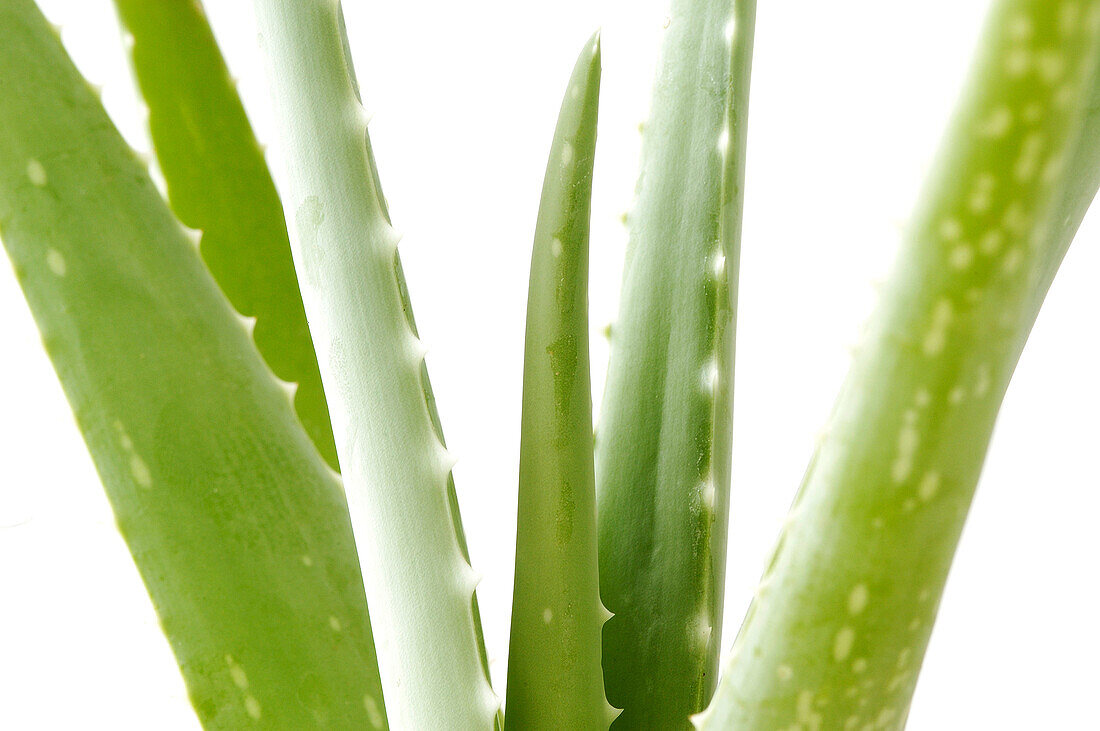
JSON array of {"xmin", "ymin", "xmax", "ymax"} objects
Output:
[
  {"xmin": 0, "ymin": 1, "xmax": 386, "ymax": 727},
  {"xmin": 700, "ymin": 2, "xmax": 1100, "ymax": 728},
  {"xmin": 505, "ymin": 33, "xmax": 616, "ymax": 731},
  {"xmin": 594, "ymin": 0, "xmax": 756, "ymax": 727},
  {"xmin": 250, "ymin": 1, "xmax": 498, "ymax": 727}
]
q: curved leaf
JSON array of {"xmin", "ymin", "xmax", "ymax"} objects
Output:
[{"xmin": 701, "ymin": 2, "xmax": 1100, "ymax": 728}]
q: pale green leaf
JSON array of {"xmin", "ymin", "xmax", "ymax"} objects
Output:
[
  {"xmin": 250, "ymin": 1, "xmax": 498, "ymax": 727},
  {"xmin": 701, "ymin": 2, "xmax": 1100, "ymax": 727}
]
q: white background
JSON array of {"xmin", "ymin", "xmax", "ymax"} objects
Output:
[{"xmin": 2, "ymin": 0, "xmax": 1098, "ymax": 728}]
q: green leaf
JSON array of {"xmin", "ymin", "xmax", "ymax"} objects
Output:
[
  {"xmin": 112, "ymin": 0, "xmax": 340, "ymax": 470},
  {"xmin": 1028, "ymin": 31, "xmax": 1100, "ymax": 315},
  {"xmin": 0, "ymin": 1, "xmax": 385, "ymax": 727},
  {"xmin": 700, "ymin": 2, "xmax": 1100, "ymax": 728},
  {"xmin": 594, "ymin": 0, "xmax": 756, "ymax": 727},
  {"xmin": 504, "ymin": 33, "xmax": 615, "ymax": 731},
  {"xmin": 250, "ymin": 1, "xmax": 498, "ymax": 727}
]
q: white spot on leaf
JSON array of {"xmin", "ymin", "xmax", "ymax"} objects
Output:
[
  {"xmin": 561, "ymin": 141, "xmax": 574, "ymax": 166},
  {"xmin": 1004, "ymin": 48, "xmax": 1031, "ymax": 76},
  {"xmin": 1003, "ymin": 202, "xmax": 1031, "ymax": 235},
  {"xmin": 27, "ymin": 159, "xmax": 47, "ymax": 186},
  {"xmin": 365, "ymin": 695, "xmax": 384, "ymax": 728},
  {"xmin": 949, "ymin": 245, "xmax": 974, "ymax": 269},
  {"xmin": 918, "ymin": 471, "xmax": 941, "ymax": 502},
  {"xmin": 1014, "ymin": 133, "xmax": 1044, "ymax": 181},
  {"xmin": 979, "ymin": 230, "xmax": 1003, "ymax": 255},
  {"xmin": 229, "ymin": 665, "xmax": 248, "ymax": 690},
  {"xmin": 130, "ymin": 454, "xmax": 152, "ymax": 487},
  {"xmin": 1006, "ymin": 13, "xmax": 1032, "ymax": 40},
  {"xmin": 833, "ymin": 627, "xmax": 856, "ymax": 661},
  {"xmin": 922, "ymin": 299, "xmax": 953, "ymax": 356},
  {"xmin": 975, "ymin": 363, "xmax": 991, "ymax": 396},
  {"xmin": 848, "ymin": 584, "xmax": 869, "ymax": 615},
  {"xmin": 977, "ymin": 107, "xmax": 1012, "ymax": 138},
  {"xmin": 46, "ymin": 249, "xmax": 66, "ymax": 276},
  {"xmin": 969, "ymin": 174, "xmax": 995, "ymax": 212},
  {"xmin": 891, "ymin": 419, "xmax": 919, "ymax": 484},
  {"xmin": 938, "ymin": 218, "xmax": 962, "ymax": 240},
  {"xmin": 1036, "ymin": 49, "xmax": 1066, "ymax": 82}
]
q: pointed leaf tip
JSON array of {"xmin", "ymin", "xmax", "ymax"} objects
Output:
[{"xmin": 505, "ymin": 33, "xmax": 606, "ymax": 731}]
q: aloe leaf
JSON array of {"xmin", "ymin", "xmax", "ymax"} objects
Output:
[
  {"xmin": 504, "ymin": 33, "xmax": 615, "ymax": 731},
  {"xmin": 1029, "ymin": 44, "xmax": 1100, "ymax": 315},
  {"xmin": 250, "ymin": 1, "xmax": 497, "ymax": 727},
  {"xmin": 111, "ymin": 0, "xmax": 340, "ymax": 470},
  {"xmin": 0, "ymin": 1, "xmax": 386, "ymax": 727},
  {"xmin": 699, "ymin": 3, "xmax": 1100, "ymax": 728},
  {"xmin": 594, "ymin": 0, "xmax": 756, "ymax": 726}
]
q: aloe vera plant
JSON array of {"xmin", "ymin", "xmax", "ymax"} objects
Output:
[{"xmin": 3, "ymin": 0, "xmax": 1099, "ymax": 728}]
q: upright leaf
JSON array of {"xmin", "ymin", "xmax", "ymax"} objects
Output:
[
  {"xmin": 595, "ymin": 0, "xmax": 756, "ymax": 726},
  {"xmin": 701, "ymin": 2, "xmax": 1100, "ymax": 728},
  {"xmin": 0, "ymin": 0, "xmax": 385, "ymax": 727},
  {"xmin": 250, "ymin": 1, "xmax": 498, "ymax": 727},
  {"xmin": 112, "ymin": 0, "xmax": 340, "ymax": 470},
  {"xmin": 505, "ymin": 34, "xmax": 616, "ymax": 731}
]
